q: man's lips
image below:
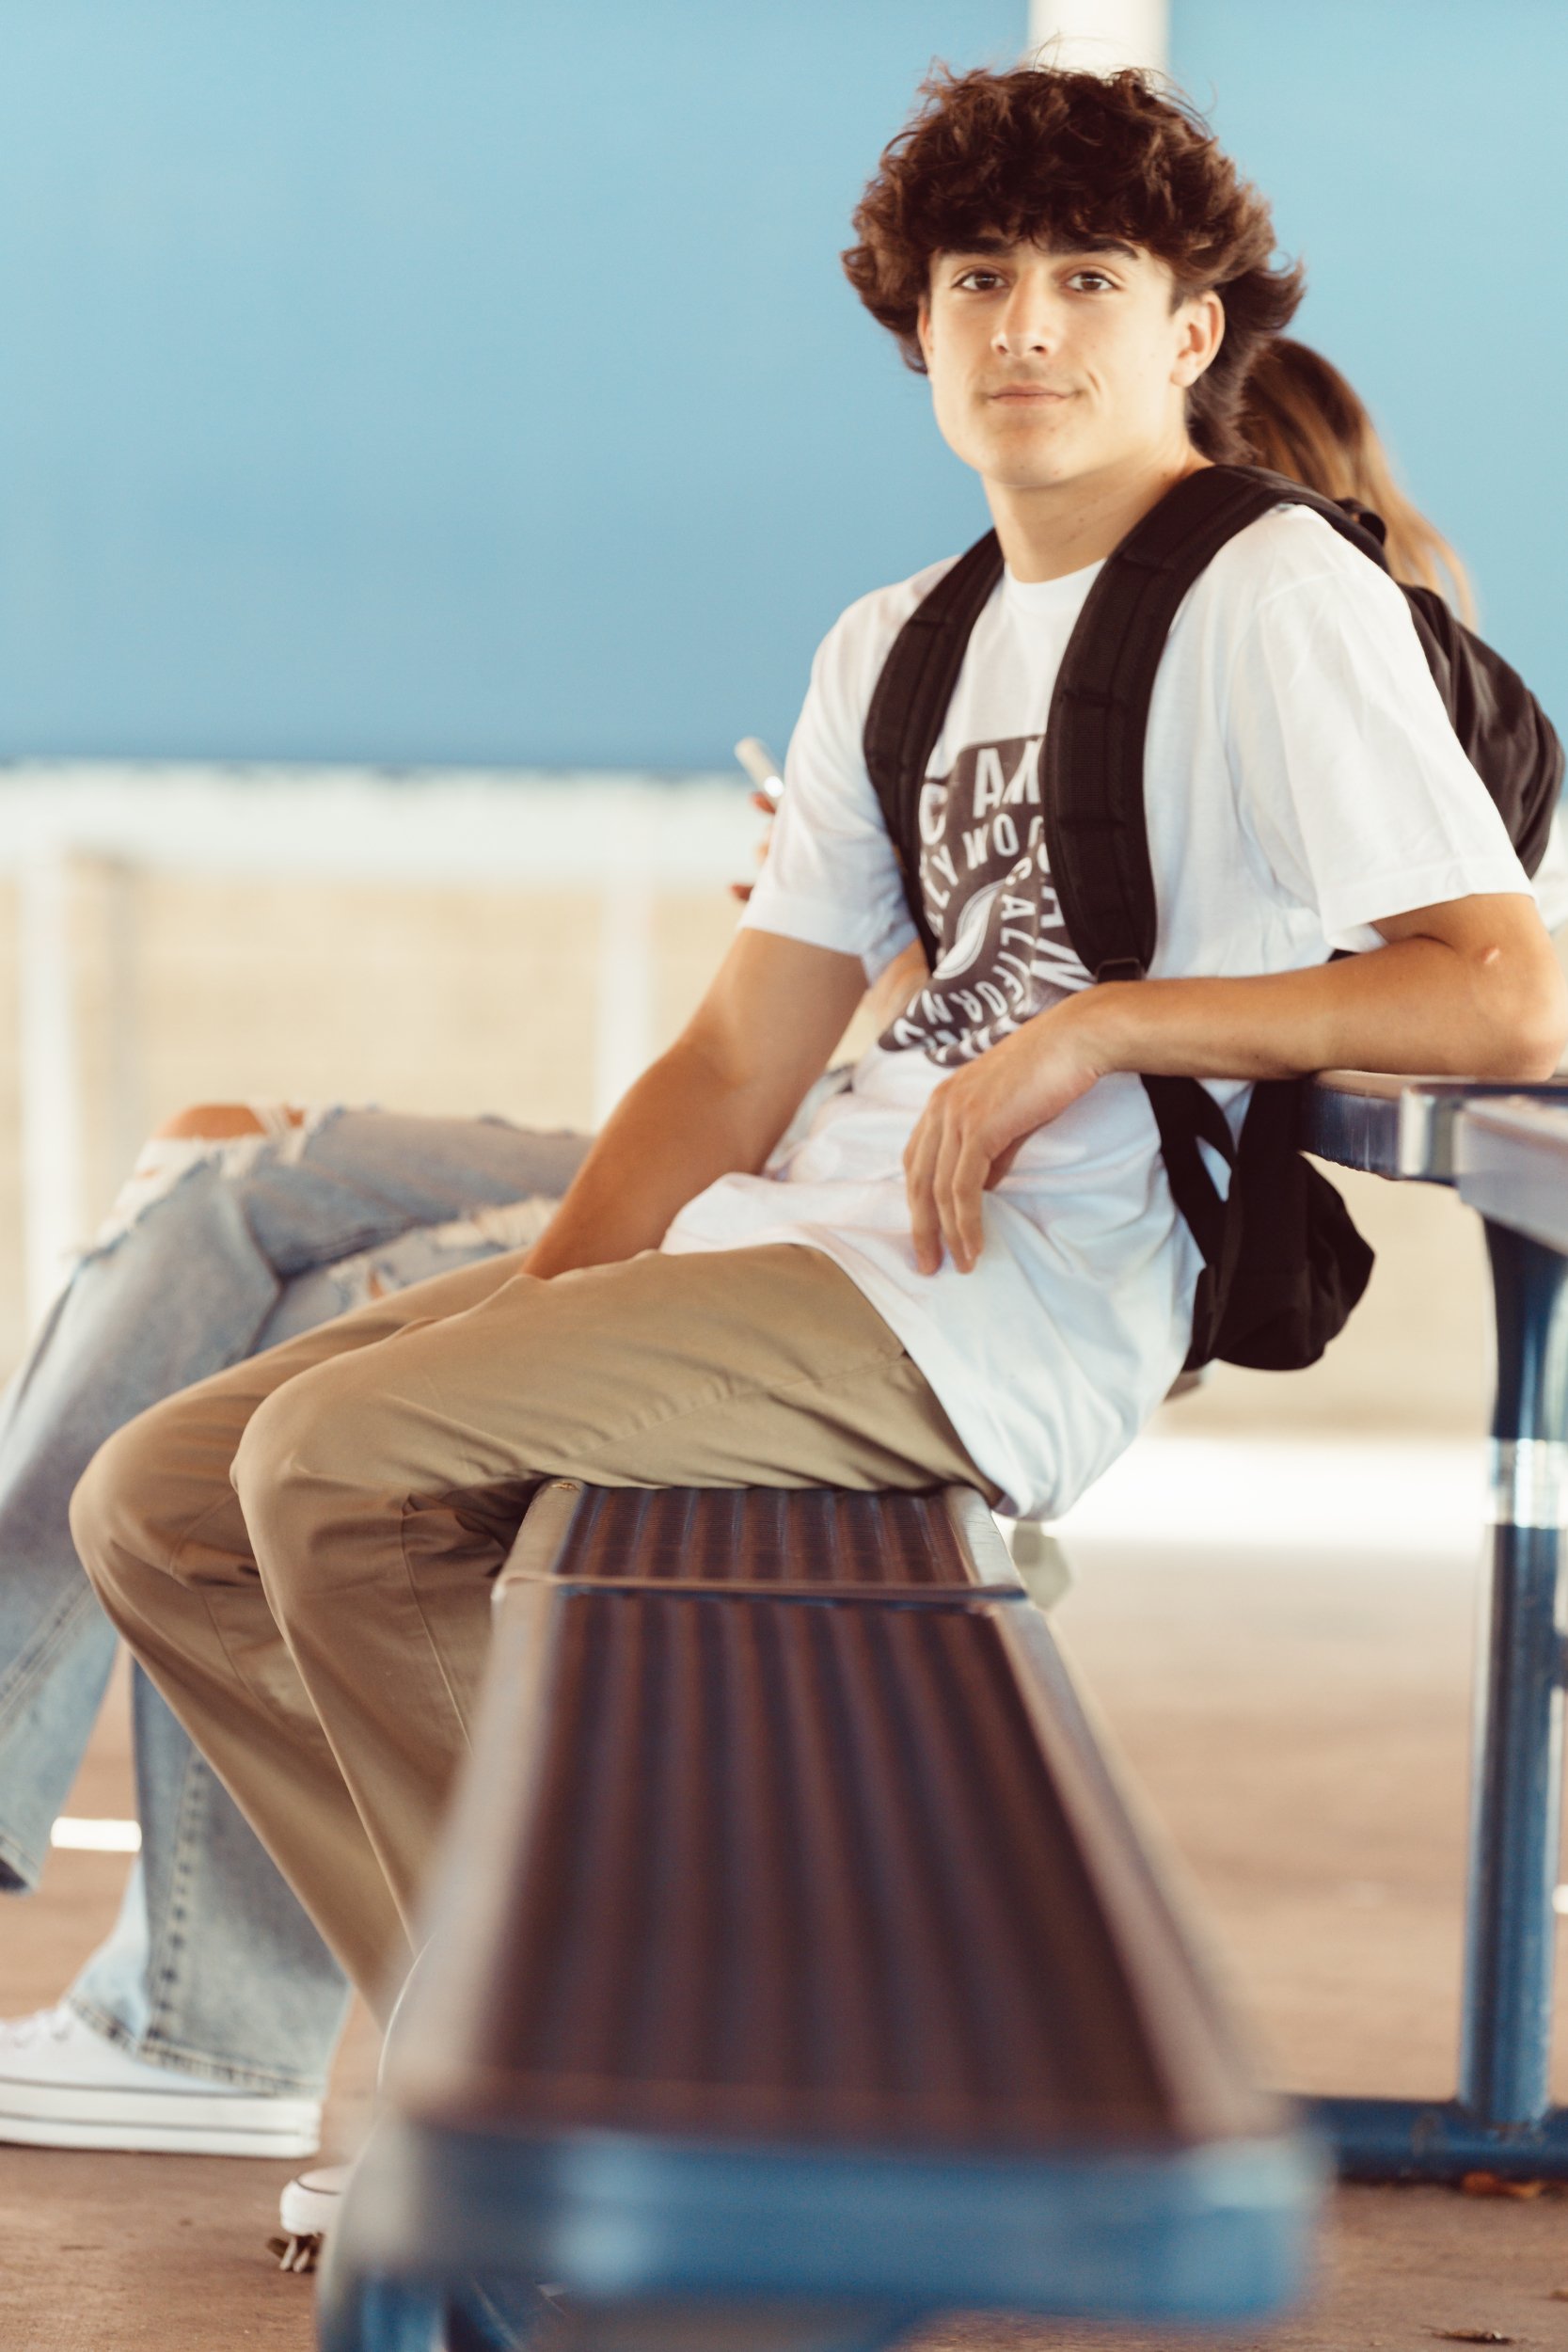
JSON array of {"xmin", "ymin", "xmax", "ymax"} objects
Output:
[{"xmin": 987, "ymin": 385, "xmax": 1071, "ymax": 402}]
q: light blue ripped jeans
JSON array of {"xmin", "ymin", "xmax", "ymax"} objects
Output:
[{"xmin": 0, "ymin": 1107, "xmax": 589, "ymax": 2093}]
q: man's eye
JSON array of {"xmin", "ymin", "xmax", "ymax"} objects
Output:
[
  {"xmin": 1069, "ymin": 270, "xmax": 1117, "ymax": 293},
  {"xmin": 955, "ymin": 269, "xmax": 1004, "ymax": 292}
]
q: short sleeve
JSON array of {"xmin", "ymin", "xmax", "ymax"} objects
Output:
[
  {"xmin": 740, "ymin": 599, "xmax": 920, "ymax": 982},
  {"xmin": 1224, "ymin": 537, "xmax": 1532, "ymax": 953}
]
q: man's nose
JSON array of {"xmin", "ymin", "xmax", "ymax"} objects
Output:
[{"xmin": 991, "ymin": 279, "xmax": 1061, "ymax": 359}]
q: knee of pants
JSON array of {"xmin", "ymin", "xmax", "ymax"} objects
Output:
[
  {"xmin": 230, "ymin": 1368, "xmax": 391, "ymax": 1604},
  {"xmin": 71, "ymin": 1402, "xmax": 190, "ymax": 1611}
]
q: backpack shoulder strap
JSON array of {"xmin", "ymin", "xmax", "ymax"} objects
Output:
[
  {"xmin": 1035, "ymin": 465, "xmax": 1390, "ymax": 1365},
  {"xmin": 862, "ymin": 532, "xmax": 1005, "ymax": 967},
  {"xmin": 1041, "ymin": 463, "xmax": 1390, "ymax": 983}
]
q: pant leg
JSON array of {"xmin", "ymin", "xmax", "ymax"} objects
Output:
[
  {"xmin": 72, "ymin": 1245, "xmax": 991, "ymax": 2013},
  {"xmin": 0, "ymin": 1105, "xmax": 588, "ymax": 1878},
  {"xmin": 71, "ymin": 1208, "xmax": 565, "ymax": 2083},
  {"xmin": 65, "ymin": 1664, "xmax": 354, "ymax": 2091},
  {"xmin": 1, "ymin": 1106, "xmax": 585, "ymax": 2080}
]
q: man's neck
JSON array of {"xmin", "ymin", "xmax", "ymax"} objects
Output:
[{"xmin": 987, "ymin": 442, "xmax": 1210, "ymax": 583}]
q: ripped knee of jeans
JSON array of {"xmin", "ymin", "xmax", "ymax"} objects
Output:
[
  {"xmin": 89, "ymin": 1104, "xmax": 334, "ymax": 1255},
  {"xmin": 306, "ymin": 1195, "xmax": 561, "ymax": 1318}
]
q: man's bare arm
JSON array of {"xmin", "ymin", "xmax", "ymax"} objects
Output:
[
  {"xmin": 524, "ymin": 929, "xmax": 867, "ymax": 1280},
  {"xmin": 905, "ymin": 893, "xmax": 1568, "ymax": 1275}
]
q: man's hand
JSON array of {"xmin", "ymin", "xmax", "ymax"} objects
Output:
[{"xmin": 903, "ymin": 996, "xmax": 1106, "ymax": 1274}]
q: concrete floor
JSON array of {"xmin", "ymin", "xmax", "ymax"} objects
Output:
[{"xmin": 3, "ymin": 1477, "xmax": 1567, "ymax": 2349}]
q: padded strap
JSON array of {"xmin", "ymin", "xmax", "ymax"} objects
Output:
[
  {"xmin": 862, "ymin": 532, "xmax": 1005, "ymax": 968},
  {"xmin": 1040, "ymin": 465, "xmax": 1390, "ymax": 987},
  {"xmin": 1141, "ymin": 1073, "xmax": 1236, "ymax": 1269}
]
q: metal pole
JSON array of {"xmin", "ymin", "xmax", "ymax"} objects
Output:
[
  {"xmin": 1457, "ymin": 1221, "xmax": 1568, "ymax": 2127},
  {"xmin": 17, "ymin": 849, "xmax": 86, "ymax": 1329}
]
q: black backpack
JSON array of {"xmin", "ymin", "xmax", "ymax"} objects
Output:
[{"xmin": 863, "ymin": 463, "xmax": 1565, "ymax": 1372}]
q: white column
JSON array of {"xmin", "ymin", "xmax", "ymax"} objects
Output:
[
  {"xmin": 591, "ymin": 786, "xmax": 660, "ymax": 1127},
  {"xmin": 592, "ymin": 874, "xmax": 657, "ymax": 1126},
  {"xmin": 18, "ymin": 849, "xmax": 86, "ymax": 1327},
  {"xmin": 1028, "ymin": 0, "xmax": 1168, "ymax": 74},
  {"xmin": 98, "ymin": 857, "xmax": 148, "ymax": 1183}
]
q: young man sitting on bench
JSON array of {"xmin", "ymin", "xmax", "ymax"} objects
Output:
[{"xmin": 70, "ymin": 62, "xmax": 1563, "ymax": 2082}]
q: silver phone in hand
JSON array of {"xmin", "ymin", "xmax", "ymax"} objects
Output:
[{"xmin": 734, "ymin": 737, "xmax": 784, "ymax": 807}]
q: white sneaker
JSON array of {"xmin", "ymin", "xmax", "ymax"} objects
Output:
[
  {"xmin": 272, "ymin": 2159, "xmax": 352, "ymax": 2273},
  {"xmin": 0, "ymin": 2004, "xmax": 323, "ymax": 2156}
]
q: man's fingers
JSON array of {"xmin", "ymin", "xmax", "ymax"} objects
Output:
[
  {"xmin": 931, "ymin": 1120, "xmax": 965, "ymax": 1270},
  {"xmin": 903, "ymin": 1113, "xmax": 944, "ymax": 1274},
  {"xmin": 950, "ymin": 1135, "xmax": 993, "ymax": 1267},
  {"xmin": 935, "ymin": 1128, "xmax": 991, "ymax": 1272},
  {"xmin": 907, "ymin": 1082, "xmax": 1010, "ymax": 1273},
  {"xmin": 927, "ymin": 1108, "xmax": 996, "ymax": 1274}
]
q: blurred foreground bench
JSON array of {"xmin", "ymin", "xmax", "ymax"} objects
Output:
[{"xmin": 318, "ymin": 1485, "xmax": 1318, "ymax": 2352}]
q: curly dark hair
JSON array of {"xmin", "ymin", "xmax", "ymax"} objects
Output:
[{"xmin": 843, "ymin": 65, "xmax": 1305, "ymax": 461}]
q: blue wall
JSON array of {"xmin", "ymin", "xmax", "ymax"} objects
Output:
[
  {"xmin": 1172, "ymin": 0, "xmax": 1568, "ymax": 733},
  {"xmin": 6, "ymin": 5, "xmax": 1560, "ymax": 768},
  {"xmin": 0, "ymin": 2, "xmax": 1020, "ymax": 769}
]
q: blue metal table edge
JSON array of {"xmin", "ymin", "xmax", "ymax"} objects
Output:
[{"xmin": 1294, "ymin": 1073, "xmax": 1568, "ymax": 2179}]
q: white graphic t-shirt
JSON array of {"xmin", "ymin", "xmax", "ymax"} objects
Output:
[{"xmin": 663, "ymin": 505, "xmax": 1532, "ymax": 1518}]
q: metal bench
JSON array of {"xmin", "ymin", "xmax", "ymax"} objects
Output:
[
  {"xmin": 1299, "ymin": 1073, "xmax": 1568, "ymax": 2180},
  {"xmin": 317, "ymin": 1482, "xmax": 1319, "ymax": 2351}
]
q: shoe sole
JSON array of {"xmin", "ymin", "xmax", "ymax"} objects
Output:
[{"xmin": 0, "ymin": 2083, "xmax": 321, "ymax": 2158}]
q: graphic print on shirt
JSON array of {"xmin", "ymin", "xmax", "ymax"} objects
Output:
[{"xmin": 879, "ymin": 733, "xmax": 1091, "ymax": 1067}]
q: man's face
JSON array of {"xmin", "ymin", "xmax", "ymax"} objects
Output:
[{"xmin": 917, "ymin": 234, "xmax": 1221, "ymax": 493}]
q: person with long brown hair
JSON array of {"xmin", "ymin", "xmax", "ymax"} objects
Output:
[
  {"xmin": 1238, "ymin": 336, "xmax": 1476, "ymax": 621},
  {"xmin": 1236, "ymin": 337, "xmax": 1566, "ymax": 929}
]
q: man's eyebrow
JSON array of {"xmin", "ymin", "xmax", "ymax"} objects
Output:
[{"xmin": 1046, "ymin": 233, "xmax": 1140, "ymax": 262}]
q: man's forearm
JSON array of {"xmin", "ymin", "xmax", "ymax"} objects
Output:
[
  {"xmin": 522, "ymin": 1041, "xmax": 784, "ymax": 1281},
  {"xmin": 520, "ymin": 928, "xmax": 868, "ymax": 1280},
  {"xmin": 901, "ymin": 907, "xmax": 1566, "ymax": 1276},
  {"xmin": 1080, "ymin": 930, "xmax": 1567, "ymax": 1086}
]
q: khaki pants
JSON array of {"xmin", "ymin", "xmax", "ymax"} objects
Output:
[{"xmin": 71, "ymin": 1244, "xmax": 991, "ymax": 2010}]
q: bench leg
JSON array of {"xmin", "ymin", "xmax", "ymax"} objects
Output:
[
  {"xmin": 1460, "ymin": 1221, "xmax": 1567, "ymax": 2129},
  {"xmin": 1306, "ymin": 1218, "xmax": 1568, "ymax": 2180},
  {"xmin": 312, "ymin": 2270, "xmax": 452, "ymax": 2352}
]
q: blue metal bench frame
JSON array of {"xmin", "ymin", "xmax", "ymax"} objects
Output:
[{"xmin": 1299, "ymin": 1073, "xmax": 1568, "ymax": 2179}]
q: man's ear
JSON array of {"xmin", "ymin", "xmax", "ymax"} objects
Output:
[
  {"xmin": 1172, "ymin": 290, "xmax": 1225, "ymax": 389},
  {"xmin": 916, "ymin": 297, "xmax": 933, "ymax": 369}
]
